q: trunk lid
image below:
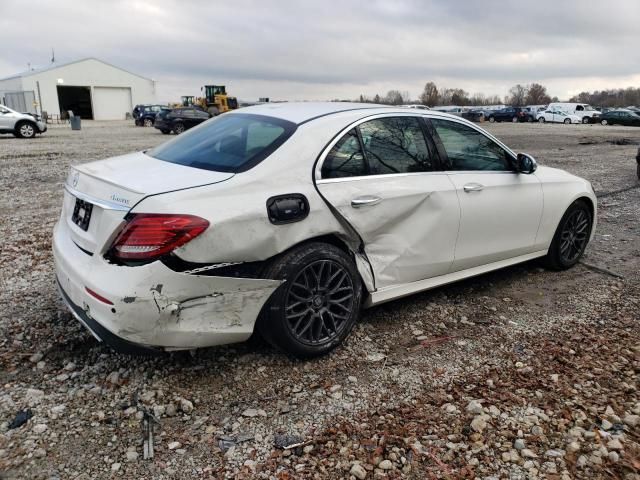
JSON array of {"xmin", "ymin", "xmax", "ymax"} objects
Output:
[{"xmin": 62, "ymin": 151, "xmax": 234, "ymax": 254}]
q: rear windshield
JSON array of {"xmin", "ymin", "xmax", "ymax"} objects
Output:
[{"xmin": 148, "ymin": 113, "xmax": 297, "ymax": 173}]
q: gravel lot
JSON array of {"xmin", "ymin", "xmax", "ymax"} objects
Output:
[{"xmin": 0, "ymin": 120, "xmax": 638, "ymax": 479}]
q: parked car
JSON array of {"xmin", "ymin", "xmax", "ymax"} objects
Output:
[
  {"xmin": 599, "ymin": 109, "xmax": 640, "ymax": 126},
  {"xmin": 461, "ymin": 109, "xmax": 490, "ymax": 122},
  {"xmin": 401, "ymin": 104, "xmax": 430, "ymax": 110},
  {"xmin": 133, "ymin": 105, "xmax": 167, "ymax": 127},
  {"xmin": 487, "ymin": 107, "xmax": 532, "ymax": 123},
  {"xmin": 153, "ymin": 106, "xmax": 211, "ymax": 134},
  {"xmin": 53, "ymin": 103, "xmax": 596, "ymax": 356},
  {"xmin": 536, "ymin": 110, "xmax": 581, "ymax": 124},
  {"xmin": 546, "ymin": 103, "xmax": 601, "ymax": 124},
  {"xmin": 0, "ymin": 105, "xmax": 47, "ymax": 138}
]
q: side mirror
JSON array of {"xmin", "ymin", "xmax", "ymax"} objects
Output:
[{"xmin": 516, "ymin": 153, "xmax": 537, "ymax": 174}]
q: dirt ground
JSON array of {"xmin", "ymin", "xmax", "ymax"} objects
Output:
[{"xmin": 0, "ymin": 120, "xmax": 638, "ymax": 480}]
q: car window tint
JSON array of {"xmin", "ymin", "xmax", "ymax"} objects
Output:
[
  {"xmin": 359, "ymin": 117, "xmax": 433, "ymax": 174},
  {"xmin": 148, "ymin": 113, "xmax": 296, "ymax": 173},
  {"xmin": 321, "ymin": 129, "xmax": 367, "ymax": 179},
  {"xmin": 431, "ymin": 119, "xmax": 511, "ymax": 171}
]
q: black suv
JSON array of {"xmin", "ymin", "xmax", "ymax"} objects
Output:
[
  {"xmin": 133, "ymin": 105, "xmax": 167, "ymax": 127},
  {"xmin": 153, "ymin": 107, "xmax": 211, "ymax": 134},
  {"xmin": 487, "ymin": 107, "xmax": 532, "ymax": 123}
]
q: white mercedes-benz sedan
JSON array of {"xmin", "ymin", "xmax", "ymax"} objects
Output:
[{"xmin": 53, "ymin": 103, "xmax": 597, "ymax": 356}]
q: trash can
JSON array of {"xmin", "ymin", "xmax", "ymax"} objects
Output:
[{"xmin": 70, "ymin": 116, "xmax": 81, "ymax": 130}]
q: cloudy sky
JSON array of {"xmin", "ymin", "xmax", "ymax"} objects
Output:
[{"xmin": 1, "ymin": 0, "xmax": 639, "ymax": 103}]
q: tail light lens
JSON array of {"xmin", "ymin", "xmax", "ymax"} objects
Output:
[{"xmin": 109, "ymin": 214, "xmax": 209, "ymax": 262}]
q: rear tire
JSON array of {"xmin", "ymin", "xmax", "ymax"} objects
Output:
[
  {"xmin": 257, "ymin": 243, "xmax": 363, "ymax": 358},
  {"xmin": 488, "ymin": 116, "xmax": 495, "ymax": 123},
  {"xmin": 538, "ymin": 117, "xmax": 545, "ymax": 123},
  {"xmin": 173, "ymin": 123, "xmax": 185, "ymax": 134},
  {"xmin": 564, "ymin": 118, "xmax": 571, "ymax": 124},
  {"xmin": 15, "ymin": 121, "xmax": 36, "ymax": 139},
  {"xmin": 582, "ymin": 117, "xmax": 590, "ymax": 124},
  {"xmin": 143, "ymin": 118, "xmax": 154, "ymax": 127},
  {"xmin": 512, "ymin": 116, "xmax": 518, "ymax": 123},
  {"xmin": 601, "ymin": 119, "xmax": 608, "ymax": 126},
  {"xmin": 544, "ymin": 200, "xmax": 592, "ymax": 270}
]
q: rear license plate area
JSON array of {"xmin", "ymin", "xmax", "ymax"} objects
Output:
[{"xmin": 72, "ymin": 198, "xmax": 93, "ymax": 231}]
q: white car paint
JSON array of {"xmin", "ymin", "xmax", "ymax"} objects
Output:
[
  {"xmin": 52, "ymin": 102, "xmax": 597, "ymax": 352},
  {"xmin": 536, "ymin": 110, "xmax": 581, "ymax": 124},
  {"xmin": 546, "ymin": 102, "xmax": 601, "ymax": 123}
]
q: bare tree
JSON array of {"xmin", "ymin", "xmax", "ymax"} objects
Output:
[
  {"xmin": 419, "ymin": 82, "xmax": 439, "ymax": 107},
  {"xmin": 385, "ymin": 90, "xmax": 404, "ymax": 105},
  {"xmin": 525, "ymin": 83, "xmax": 551, "ymax": 105},
  {"xmin": 373, "ymin": 94, "xmax": 382, "ymax": 104},
  {"xmin": 507, "ymin": 84, "xmax": 528, "ymax": 106}
]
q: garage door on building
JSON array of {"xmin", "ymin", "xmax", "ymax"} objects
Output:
[{"xmin": 92, "ymin": 87, "xmax": 132, "ymax": 120}]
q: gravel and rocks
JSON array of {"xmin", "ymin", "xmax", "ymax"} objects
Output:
[{"xmin": 0, "ymin": 121, "xmax": 639, "ymax": 479}]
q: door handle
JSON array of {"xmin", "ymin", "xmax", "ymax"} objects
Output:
[
  {"xmin": 351, "ymin": 195, "xmax": 382, "ymax": 208},
  {"xmin": 463, "ymin": 183, "xmax": 484, "ymax": 193}
]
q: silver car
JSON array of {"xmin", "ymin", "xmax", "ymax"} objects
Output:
[{"xmin": 0, "ymin": 105, "xmax": 47, "ymax": 138}]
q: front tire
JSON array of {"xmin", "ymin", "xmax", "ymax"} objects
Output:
[
  {"xmin": 488, "ymin": 116, "xmax": 495, "ymax": 123},
  {"xmin": 258, "ymin": 243, "xmax": 363, "ymax": 358},
  {"xmin": 538, "ymin": 117, "xmax": 545, "ymax": 123},
  {"xmin": 564, "ymin": 118, "xmax": 571, "ymax": 124},
  {"xmin": 582, "ymin": 117, "xmax": 590, "ymax": 124},
  {"xmin": 15, "ymin": 121, "xmax": 36, "ymax": 139},
  {"xmin": 512, "ymin": 116, "xmax": 518, "ymax": 123},
  {"xmin": 601, "ymin": 119, "xmax": 608, "ymax": 126},
  {"xmin": 545, "ymin": 200, "xmax": 592, "ymax": 270}
]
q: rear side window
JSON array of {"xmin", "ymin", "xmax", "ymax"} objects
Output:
[
  {"xmin": 431, "ymin": 119, "xmax": 512, "ymax": 171},
  {"xmin": 359, "ymin": 117, "xmax": 433, "ymax": 174},
  {"xmin": 148, "ymin": 113, "xmax": 297, "ymax": 173},
  {"xmin": 321, "ymin": 129, "xmax": 367, "ymax": 178},
  {"xmin": 321, "ymin": 117, "xmax": 433, "ymax": 179}
]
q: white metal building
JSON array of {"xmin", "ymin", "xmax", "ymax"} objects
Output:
[{"xmin": 0, "ymin": 58, "xmax": 156, "ymax": 120}]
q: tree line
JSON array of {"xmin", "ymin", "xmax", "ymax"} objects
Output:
[
  {"xmin": 357, "ymin": 82, "xmax": 560, "ymax": 107},
  {"xmin": 569, "ymin": 87, "xmax": 640, "ymax": 108}
]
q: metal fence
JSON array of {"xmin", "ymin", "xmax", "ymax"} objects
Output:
[{"xmin": 1, "ymin": 91, "xmax": 36, "ymax": 114}]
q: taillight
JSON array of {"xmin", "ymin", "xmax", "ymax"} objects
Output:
[{"xmin": 109, "ymin": 214, "xmax": 209, "ymax": 262}]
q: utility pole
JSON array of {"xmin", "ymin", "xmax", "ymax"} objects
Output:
[{"xmin": 36, "ymin": 81, "xmax": 44, "ymax": 119}]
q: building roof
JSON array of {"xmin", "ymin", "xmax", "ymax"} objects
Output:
[{"xmin": 0, "ymin": 57, "xmax": 154, "ymax": 82}]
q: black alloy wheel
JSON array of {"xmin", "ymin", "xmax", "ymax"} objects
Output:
[
  {"xmin": 558, "ymin": 209, "xmax": 590, "ymax": 263},
  {"xmin": 173, "ymin": 123, "xmax": 185, "ymax": 134},
  {"xmin": 545, "ymin": 200, "xmax": 592, "ymax": 270},
  {"xmin": 284, "ymin": 260, "xmax": 354, "ymax": 346},
  {"xmin": 258, "ymin": 242, "xmax": 362, "ymax": 357}
]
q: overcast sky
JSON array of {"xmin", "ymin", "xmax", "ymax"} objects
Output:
[{"xmin": 1, "ymin": 0, "xmax": 639, "ymax": 103}]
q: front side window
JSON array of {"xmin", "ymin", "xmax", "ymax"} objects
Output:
[
  {"xmin": 359, "ymin": 117, "xmax": 433, "ymax": 174},
  {"xmin": 431, "ymin": 119, "xmax": 512, "ymax": 171},
  {"xmin": 148, "ymin": 113, "xmax": 296, "ymax": 172}
]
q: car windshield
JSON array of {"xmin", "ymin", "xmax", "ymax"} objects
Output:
[{"xmin": 148, "ymin": 113, "xmax": 297, "ymax": 173}]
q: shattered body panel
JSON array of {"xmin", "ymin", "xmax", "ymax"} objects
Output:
[{"xmin": 53, "ymin": 219, "xmax": 281, "ymax": 349}]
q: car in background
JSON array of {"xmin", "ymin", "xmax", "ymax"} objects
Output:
[
  {"xmin": 461, "ymin": 108, "xmax": 491, "ymax": 122},
  {"xmin": 546, "ymin": 103, "xmax": 601, "ymax": 124},
  {"xmin": 53, "ymin": 103, "xmax": 596, "ymax": 356},
  {"xmin": 0, "ymin": 105, "xmax": 47, "ymax": 138},
  {"xmin": 536, "ymin": 109, "xmax": 581, "ymax": 124},
  {"xmin": 487, "ymin": 107, "xmax": 532, "ymax": 123},
  {"xmin": 599, "ymin": 109, "xmax": 640, "ymax": 127},
  {"xmin": 153, "ymin": 106, "xmax": 211, "ymax": 134},
  {"xmin": 133, "ymin": 105, "xmax": 167, "ymax": 127},
  {"xmin": 401, "ymin": 104, "xmax": 430, "ymax": 110}
]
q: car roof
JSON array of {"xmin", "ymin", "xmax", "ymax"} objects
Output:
[{"xmin": 231, "ymin": 102, "xmax": 395, "ymax": 125}]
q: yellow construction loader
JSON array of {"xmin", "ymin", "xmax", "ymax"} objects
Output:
[{"xmin": 198, "ymin": 85, "xmax": 238, "ymax": 115}]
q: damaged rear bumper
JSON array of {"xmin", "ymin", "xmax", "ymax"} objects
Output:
[{"xmin": 52, "ymin": 219, "xmax": 282, "ymax": 352}]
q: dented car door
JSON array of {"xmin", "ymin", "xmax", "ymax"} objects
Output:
[{"xmin": 315, "ymin": 116, "xmax": 460, "ymax": 290}]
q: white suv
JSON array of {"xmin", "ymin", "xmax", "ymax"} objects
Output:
[{"xmin": 0, "ymin": 105, "xmax": 47, "ymax": 138}]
